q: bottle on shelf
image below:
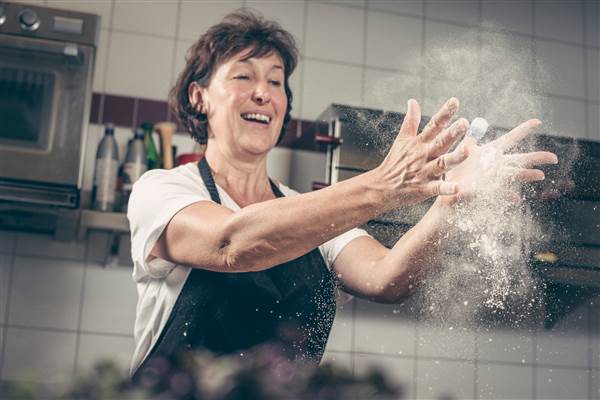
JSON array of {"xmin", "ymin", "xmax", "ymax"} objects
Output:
[
  {"xmin": 92, "ymin": 123, "xmax": 119, "ymax": 212},
  {"xmin": 121, "ymin": 127, "xmax": 148, "ymax": 212},
  {"xmin": 141, "ymin": 121, "xmax": 160, "ymax": 170}
]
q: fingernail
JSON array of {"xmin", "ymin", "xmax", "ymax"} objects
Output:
[{"xmin": 446, "ymin": 98, "xmax": 458, "ymax": 112}]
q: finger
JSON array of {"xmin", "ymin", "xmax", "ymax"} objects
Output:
[
  {"xmin": 505, "ymin": 151, "xmax": 558, "ymax": 168},
  {"xmin": 512, "ymin": 168, "xmax": 545, "ymax": 182},
  {"xmin": 424, "ymin": 145, "xmax": 469, "ymax": 177},
  {"xmin": 426, "ymin": 180, "xmax": 459, "ymax": 196},
  {"xmin": 427, "ymin": 118, "xmax": 469, "ymax": 159},
  {"xmin": 398, "ymin": 99, "xmax": 421, "ymax": 138},
  {"xmin": 419, "ymin": 97, "xmax": 460, "ymax": 142},
  {"xmin": 490, "ymin": 119, "xmax": 541, "ymax": 151}
]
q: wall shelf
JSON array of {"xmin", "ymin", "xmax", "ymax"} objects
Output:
[{"xmin": 78, "ymin": 209, "xmax": 129, "ymax": 240}]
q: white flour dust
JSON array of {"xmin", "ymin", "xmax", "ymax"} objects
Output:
[{"xmin": 356, "ymin": 28, "xmax": 562, "ymax": 328}]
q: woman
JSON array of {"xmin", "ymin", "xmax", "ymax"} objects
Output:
[{"xmin": 128, "ymin": 10, "xmax": 557, "ymax": 378}]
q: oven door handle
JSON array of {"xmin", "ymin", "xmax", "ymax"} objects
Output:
[{"xmin": 0, "ymin": 34, "xmax": 84, "ymax": 66}]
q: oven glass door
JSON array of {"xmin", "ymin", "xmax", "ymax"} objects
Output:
[{"xmin": 0, "ymin": 34, "xmax": 94, "ymax": 187}]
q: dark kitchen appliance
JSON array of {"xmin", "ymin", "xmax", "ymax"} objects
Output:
[
  {"xmin": 316, "ymin": 104, "xmax": 600, "ymax": 289},
  {"xmin": 0, "ymin": 2, "xmax": 99, "ymax": 239},
  {"xmin": 0, "ymin": 2, "xmax": 100, "ymax": 208}
]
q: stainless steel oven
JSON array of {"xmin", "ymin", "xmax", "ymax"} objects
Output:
[{"xmin": 0, "ymin": 2, "xmax": 99, "ymax": 208}]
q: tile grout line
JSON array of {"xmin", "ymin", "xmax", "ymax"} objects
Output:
[
  {"xmin": 0, "ymin": 322, "xmax": 134, "ymax": 339},
  {"xmin": 585, "ymin": 306, "xmax": 594, "ymax": 399},
  {"xmin": 0, "ymin": 235, "xmax": 18, "ymax": 381},
  {"xmin": 359, "ymin": 3, "xmax": 368, "ymax": 108},
  {"xmin": 99, "ymin": 0, "xmax": 116, "ymax": 96},
  {"xmin": 72, "ymin": 236, "xmax": 91, "ymax": 377},
  {"xmin": 297, "ymin": 0, "xmax": 309, "ymax": 119},
  {"xmin": 168, "ymin": 0, "xmax": 183, "ymax": 96},
  {"xmin": 582, "ymin": 1, "xmax": 591, "ymax": 141},
  {"xmin": 350, "ymin": 298, "xmax": 357, "ymax": 377}
]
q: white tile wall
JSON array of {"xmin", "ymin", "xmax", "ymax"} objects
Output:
[
  {"xmin": 93, "ymin": 29, "xmax": 110, "ymax": 92},
  {"xmin": 534, "ymin": 0, "xmax": 584, "ymax": 44},
  {"xmin": 317, "ymin": 0, "xmax": 366, "ymax": 9},
  {"xmin": 0, "ymin": 231, "xmax": 15, "ymax": 254},
  {"xmin": 589, "ymin": 103, "xmax": 600, "ymax": 140},
  {"xmin": 540, "ymin": 96, "xmax": 587, "ymax": 138},
  {"xmin": 535, "ymin": 40, "xmax": 585, "ymax": 99},
  {"xmin": 80, "ymin": 264, "xmax": 137, "ymax": 335},
  {"xmin": 246, "ymin": 1, "xmax": 306, "ymax": 53},
  {"xmin": 477, "ymin": 328, "xmax": 534, "ymax": 364},
  {"xmin": 592, "ymin": 307, "xmax": 600, "ymax": 369},
  {"xmin": 0, "ymin": 255, "xmax": 11, "ymax": 324},
  {"xmin": 15, "ymin": 232, "xmax": 86, "ymax": 261},
  {"xmin": 8, "ymin": 256, "xmax": 84, "ymax": 330},
  {"xmin": 417, "ymin": 324, "xmax": 476, "ymax": 360},
  {"xmin": 481, "ymin": 0, "xmax": 533, "ymax": 35},
  {"xmin": 266, "ymin": 146, "xmax": 292, "ymax": 186},
  {"xmin": 535, "ymin": 306, "xmax": 590, "ymax": 368},
  {"xmin": 105, "ymin": 31, "xmax": 175, "ymax": 100},
  {"xmin": 288, "ymin": 58, "xmax": 302, "ymax": 118},
  {"xmin": 289, "ymin": 149, "xmax": 327, "ymax": 193},
  {"xmin": 535, "ymin": 366, "xmax": 589, "ymax": 399},
  {"xmin": 588, "ymin": 49, "xmax": 599, "ymax": 102},
  {"xmin": 46, "ymin": 0, "xmax": 114, "ymax": 29},
  {"xmin": 325, "ymin": 300, "xmax": 354, "ymax": 352},
  {"xmin": 354, "ymin": 300, "xmax": 417, "ymax": 356},
  {"xmin": 301, "ymin": 59, "xmax": 363, "ymax": 120},
  {"xmin": 363, "ymin": 68, "xmax": 422, "ymax": 113},
  {"xmin": 177, "ymin": 0, "xmax": 244, "ymax": 41},
  {"xmin": 113, "ymin": 0, "xmax": 178, "ymax": 38},
  {"xmin": 416, "ymin": 359, "xmax": 475, "ymax": 399},
  {"xmin": 424, "ymin": 20, "xmax": 480, "ymax": 82},
  {"xmin": 367, "ymin": 0, "xmax": 423, "ymax": 16},
  {"xmin": 426, "ymin": 0, "xmax": 480, "ymax": 25},
  {"xmin": 2, "ymin": 327, "xmax": 77, "ymax": 384},
  {"xmin": 478, "ymin": 363, "xmax": 533, "ymax": 399},
  {"xmin": 584, "ymin": 0, "xmax": 599, "ymax": 47},
  {"xmin": 365, "ymin": 11, "xmax": 422, "ymax": 73},
  {"xmin": 305, "ymin": 2, "xmax": 364, "ymax": 65},
  {"xmin": 354, "ymin": 353, "xmax": 415, "ymax": 398},
  {"xmin": 321, "ymin": 350, "xmax": 352, "ymax": 370},
  {"xmin": 76, "ymin": 333, "xmax": 134, "ymax": 375}
]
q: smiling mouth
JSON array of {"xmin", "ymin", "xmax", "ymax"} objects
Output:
[{"xmin": 241, "ymin": 112, "xmax": 271, "ymax": 125}]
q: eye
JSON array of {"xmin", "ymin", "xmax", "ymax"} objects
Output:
[
  {"xmin": 234, "ymin": 74, "xmax": 250, "ymax": 81},
  {"xmin": 269, "ymin": 80, "xmax": 282, "ymax": 87}
]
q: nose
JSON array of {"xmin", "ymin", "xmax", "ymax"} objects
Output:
[{"xmin": 251, "ymin": 81, "xmax": 271, "ymax": 105}]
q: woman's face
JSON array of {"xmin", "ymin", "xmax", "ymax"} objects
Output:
[{"xmin": 194, "ymin": 50, "xmax": 288, "ymax": 161}]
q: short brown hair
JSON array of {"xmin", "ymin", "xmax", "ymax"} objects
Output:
[{"xmin": 169, "ymin": 9, "xmax": 298, "ymax": 145}]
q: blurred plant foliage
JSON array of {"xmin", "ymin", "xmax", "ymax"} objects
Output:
[{"xmin": 0, "ymin": 344, "xmax": 404, "ymax": 400}]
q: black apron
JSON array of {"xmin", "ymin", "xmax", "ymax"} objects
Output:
[{"xmin": 134, "ymin": 158, "xmax": 336, "ymax": 378}]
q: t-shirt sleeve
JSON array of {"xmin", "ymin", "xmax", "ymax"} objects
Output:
[
  {"xmin": 127, "ymin": 168, "xmax": 212, "ymax": 281},
  {"xmin": 319, "ymin": 227, "xmax": 372, "ymax": 270}
]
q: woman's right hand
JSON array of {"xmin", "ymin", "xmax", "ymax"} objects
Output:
[{"xmin": 373, "ymin": 97, "xmax": 469, "ymax": 206}]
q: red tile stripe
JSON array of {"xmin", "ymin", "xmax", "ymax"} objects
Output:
[{"xmin": 90, "ymin": 92, "xmax": 327, "ymax": 153}]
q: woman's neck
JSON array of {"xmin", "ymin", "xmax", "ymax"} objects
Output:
[{"xmin": 204, "ymin": 142, "xmax": 275, "ymax": 207}]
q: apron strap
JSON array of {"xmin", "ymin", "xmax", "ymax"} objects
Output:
[
  {"xmin": 198, "ymin": 156, "xmax": 284, "ymax": 202},
  {"xmin": 198, "ymin": 157, "xmax": 221, "ymax": 203}
]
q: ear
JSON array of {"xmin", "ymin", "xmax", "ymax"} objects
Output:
[{"xmin": 188, "ymin": 81, "xmax": 207, "ymax": 113}]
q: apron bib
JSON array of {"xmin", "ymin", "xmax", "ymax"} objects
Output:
[{"xmin": 135, "ymin": 157, "xmax": 336, "ymax": 378}]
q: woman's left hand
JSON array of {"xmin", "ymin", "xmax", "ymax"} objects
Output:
[{"xmin": 440, "ymin": 119, "xmax": 558, "ymax": 206}]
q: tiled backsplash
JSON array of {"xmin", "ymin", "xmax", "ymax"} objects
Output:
[{"xmin": 1, "ymin": 1, "xmax": 599, "ymax": 398}]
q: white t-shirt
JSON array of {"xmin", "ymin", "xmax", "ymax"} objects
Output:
[{"xmin": 127, "ymin": 162, "xmax": 371, "ymax": 376}]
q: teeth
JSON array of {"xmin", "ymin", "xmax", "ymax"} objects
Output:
[{"xmin": 242, "ymin": 113, "xmax": 270, "ymax": 123}]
